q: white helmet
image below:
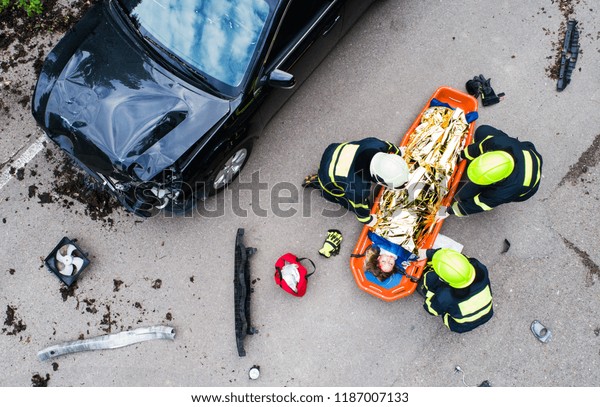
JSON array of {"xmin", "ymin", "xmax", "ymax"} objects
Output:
[{"xmin": 370, "ymin": 153, "xmax": 409, "ymax": 189}]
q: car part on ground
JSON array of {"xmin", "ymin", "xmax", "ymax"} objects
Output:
[
  {"xmin": 531, "ymin": 320, "xmax": 552, "ymax": 343},
  {"xmin": 44, "ymin": 237, "xmax": 91, "ymax": 286},
  {"xmin": 234, "ymin": 228, "xmax": 257, "ymax": 357},
  {"xmin": 37, "ymin": 326, "xmax": 175, "ymax": 361},
  {"xmin": 249, "ymin": 366, "xmax": 261, "ymax": 380},
  {"xmin": 557, "ymin": 20, "xmax": 579, "ymax": 91},
  {"xmin": 501, "ymin": 238, "xmax": 511, "ymax": 254}
]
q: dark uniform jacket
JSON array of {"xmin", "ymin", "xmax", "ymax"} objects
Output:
[
  {"xmin": 449, "ymin": 125, "xmax": 543, "ymax": 216},
  {"xmin": 422, "ymin": 249, "xmax": 493, "ymax": 333},
  {"xmin": 317, "ymin": 137, "xmax": 399, "ymax": 223}
]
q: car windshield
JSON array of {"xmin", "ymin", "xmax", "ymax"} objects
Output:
[{"xmin": 119, "ymin": 0, "xmax": 273, "ymax": 90}]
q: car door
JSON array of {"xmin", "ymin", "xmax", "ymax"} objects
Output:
[{"xmin": 256, "ymin": 0, "xmax": 344, "ymax": 126}]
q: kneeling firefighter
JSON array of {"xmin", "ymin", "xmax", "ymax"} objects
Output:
[
  {"xmin": 448, "ymin": 125, "xmax": 543, "ymax": 216},
  {"xmin": 304, "ymin": 137, "xmax": 409, "ymax": 226},
  {"xmin": 418, "ymin": 248, "xmax": 493, "ymax": 333}
]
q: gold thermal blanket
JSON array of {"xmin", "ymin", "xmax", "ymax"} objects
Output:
[{"xmin": 373, "ymin": 106, "xmax": 469, "ymax": 252}]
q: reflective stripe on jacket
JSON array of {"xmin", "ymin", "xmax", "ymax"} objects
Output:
[
  {"xmin": 452, "ymin": 125, "xmax": 543, "ymax": 216},
  {"xmin": 317, "ymin": 137, "xmax": 399, "ymax": 223},
  {"xmin": 422, "ymin": 256, "xmax": 493, "ymax": 333}
]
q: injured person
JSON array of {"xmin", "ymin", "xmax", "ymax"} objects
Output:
[{"xmin": 363, "ymin": 231, "xmax": 417, "ymax": 288}]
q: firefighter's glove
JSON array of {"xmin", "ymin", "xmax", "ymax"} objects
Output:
[
  {"xmin": 319, "ymin": 229, "xmax": 343, "ymax": 258},
  {"xmin": 466, "ymin": 77, "xmax": 483, "ymax": 98}
]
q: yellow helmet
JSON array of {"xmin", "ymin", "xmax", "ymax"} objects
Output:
[
  {"xmin": 431, "ymin": 249, "xmax": 475, "ymax": 289},
  {"xmin": 467, "ymin": 151, "xmax": 514, "ymax": 185}
]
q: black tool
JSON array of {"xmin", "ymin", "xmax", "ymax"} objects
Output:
[
  {"xmin": 557, "ymin": 20, "xmax": 579, "ymax": 91},
  {"xmin": 466, "ymin": 75, "xmax": 505, "ymax": 106}
]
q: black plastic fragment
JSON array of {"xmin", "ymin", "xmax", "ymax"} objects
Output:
[
  {"xmin": 501, "ymin": 239, "xmax": 511, "ymax": 254},
  {"xmin": 557, "ymin": 20, "xmax": 579, "ymax": 91},
  {"xmin": 234, "ymin": 228, "xmax": 257, "ymax": 357},
  {"xmin": 478, "ymin": 380, "xmax": 491, "ymax": 387}
]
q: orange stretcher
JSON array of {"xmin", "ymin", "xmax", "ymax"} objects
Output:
[{"xmin": 350, "ymin": 86, "xmax": 478, "ymax": 302}]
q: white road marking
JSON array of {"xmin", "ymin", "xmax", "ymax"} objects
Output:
[{"xmin": 0, "ymin": 135, "xmax": 46, "ymax": 190}]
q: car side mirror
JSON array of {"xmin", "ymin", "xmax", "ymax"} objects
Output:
[{"xmin": 266, "ymin": 69, "xmax": 295, "ymax": 89}]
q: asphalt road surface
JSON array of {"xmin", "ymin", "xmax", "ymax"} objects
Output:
[{"xmin": 1, "ymin": 0, "xmax": 600, "ymax": 388}]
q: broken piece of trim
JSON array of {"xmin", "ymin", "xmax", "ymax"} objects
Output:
[
  {"xmin": 37, "ymin": 325, "xmax": 175, "ymax": 361},
  {"xmin": 234, "ymin": 228, "xmax": 257, "ymax": 357},
  {"xmin": 531, "ymin": 320, "xmax": 552, "ymax": 343}
]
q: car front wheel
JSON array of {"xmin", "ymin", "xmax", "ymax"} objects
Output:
[
  {"xmin": 163, "ymin": 139, "xmax": 253, "ymax": 216},
  {"xmin": 212, "ymin": 144, "xmax": 250, "ymax": 191}
]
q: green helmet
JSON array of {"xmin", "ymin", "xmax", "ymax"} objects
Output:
[
  {"xmin": 431, "ymin": 249, "xmax": 475, "ymax": 288},
  {"xmin": 467, "ymin": 151, "xmax": 515, "ymax": 185}
]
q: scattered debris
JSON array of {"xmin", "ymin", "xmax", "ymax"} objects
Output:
[
  {"xmin": 83, "ymin": 299, "xmax": 97, "ymax": 314},
  {"xmin": 113, "ymin": 279, "xmax": 123, "ymax": 292},
  {"xmin": 558, "ymin": 134, "xmax": 600, "ymax": 187},
  {"xmin": 454, "ymin": 365, "xmax": 490, "ymax": 387},
  {"xmin": 151, "ymin": 279, "xmax": 162, "ymax": 289},
  {"xmin": 501, "ymin": 239, "xmax": 511, "ymax": 254},
  {"xmin": 31, "ymin": 373, "xmax": 50, "ymax": 387},
  {"xmin": 51, "ymin": 159, "xmax": 118, "ymax": 225},
  {"xmin": 557, "ymin": 20, "xmax": 579, "ymax": 91},
  {"xmin": 100, "ymin": 305, "xmax": 116, "ymax": 333},
  {"xmin": 59, "ymin": 282, "xmax": 78, "ymax": 302},
  {"xmin": 37, "ymin": 326, "xmax": 176, "ymax": 361},
  {"xmin": 234, "ymin": 228, "xmax": 257, "ymax": 357},
  {"xmin": 3, "ymin": 305, "xmax": 27, "ymax": 335},
  {"xmin": 249, "ymin": 366, "xmax": 260, "ymax": 380},
  {"xmin": 44, "ymin": 237, "xmax": 91, "ymax": 287},
  {"xmin": 531, "ymin": 320, "xmax": 552, "ymax": 343}
]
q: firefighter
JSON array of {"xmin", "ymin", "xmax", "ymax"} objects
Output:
[
  {"xmin": 417, "ymin": 248, "xmax": 493, "ymax": 333},
  {"xmin": 446, "ymin": 125, "xmax": 543, "ymax": 217},
  {"xmin": 303, "ymin": 137, "xmax": 409, "ymax": 225}
]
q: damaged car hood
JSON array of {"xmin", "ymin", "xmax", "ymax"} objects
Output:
[{"xmin": 34, "ymin": 4, "xmax": 230, "ymax": 181}]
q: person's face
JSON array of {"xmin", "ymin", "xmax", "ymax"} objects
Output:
[{"xmin": 377, "ymin": 254, "xmax": 395, "ymax": 273}]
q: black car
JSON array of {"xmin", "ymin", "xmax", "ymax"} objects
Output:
[{"xmin": 32, "ymin": 0, "xmax": 375, "ymax": 217}]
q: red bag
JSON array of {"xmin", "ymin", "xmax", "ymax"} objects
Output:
[{"xmin": 274, "ymin": 253, "xmax": 316, "ymax": 297}]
